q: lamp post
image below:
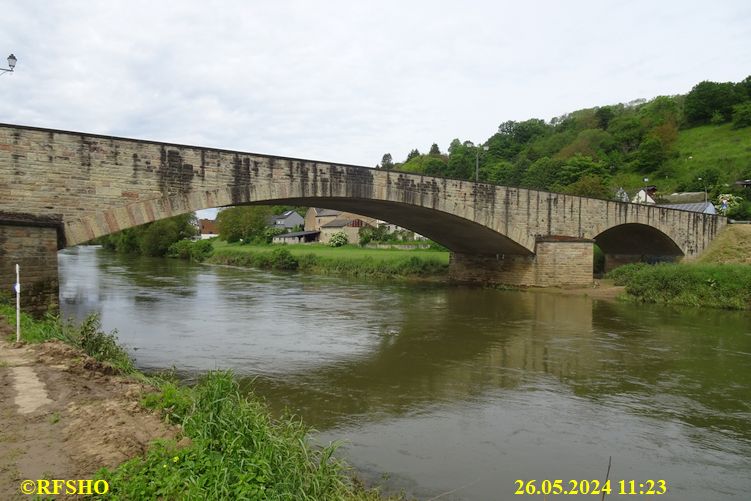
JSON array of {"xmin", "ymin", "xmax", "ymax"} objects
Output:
[
  {"xmin": 0, "ymin": 54, "xmax": 17, "ymax": 75},
  {"xmin": 642, "ymin": 177, "xmax": 649, "ymax": 203},
  {"xmin": 475, "ymin": 144, "xmax": 489, "ymax": 183},
  {"xmin": 698, "ymin": 177, "xmax": 707, "ymax": 202}
]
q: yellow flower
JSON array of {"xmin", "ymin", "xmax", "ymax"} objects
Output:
[{"xmin": 172, "ymin": 456, "xmax": 179, "ymax": 463}]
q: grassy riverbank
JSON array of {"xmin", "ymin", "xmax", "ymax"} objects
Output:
[
  {"xmin": 208, "ymin": 241, "xmax": 450, "ymax": 280},
  {"xmin": 606, "ymin": 263, "xmax": 751, "ymax": 310},
  {"xmin": 0, "ymin": 303, "xmax": 401, "ymax": 500}
]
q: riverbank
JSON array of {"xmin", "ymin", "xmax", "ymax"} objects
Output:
[
  {"xmin": 208, "ymin": 241, "xmax": 450, "ymax": 281},
  {"xmin": 0, "ymin": 305, "xmax": 404, "ymax": 500},
  {"xmin": 607, "ymin": 263, "xmax": 751, "ymax": 310}
]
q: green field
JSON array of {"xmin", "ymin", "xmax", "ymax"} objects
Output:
[
  {"xmin": 211, "ymin": 241, "xmax": 450, "ymax": 264},
  {"xmin": 208, "ymin": 241, "xmax": 450, "ymax": 280}
]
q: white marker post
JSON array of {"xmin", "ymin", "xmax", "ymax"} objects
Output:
[{"xmin": 15, "ymin": 264, "xmax": 20, "ymax": 343}]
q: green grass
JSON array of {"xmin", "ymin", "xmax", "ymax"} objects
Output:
[
  {"xmin": 0, "ymin": 303, "xmax": 135, "ymax": 373},
  {"xmin": 666, "ymin": 124, "xmax": 751, "ymax": 187},
  {"xmin": 209, "ymin": 242, "xmax": 450, "ymax": 280},
  {"xmin": 697, "ymin": 225, "xmax": 751, "ymax": 265},
  {"xmin": 606, "ymin": 262, "xmax": 751, "ymax": 310},
  {"xmin": 212, "ymin": 241, "xmax": 449, "ymax": 262},
  {"xmin": 610, "ymin": 123, "xmax": 751, "ymax": 195},
  {"xmin": 97, "ymin": 373, "xmax": 398, "ymax": 500}
]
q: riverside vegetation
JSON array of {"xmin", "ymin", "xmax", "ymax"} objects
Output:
[
  {"xmin": 606, "ymin": 262, "xmax": 751, "ymax": 310},
  {"xmin": 0, "ymin": 303, "xmax": 403, "ymax": 500}
]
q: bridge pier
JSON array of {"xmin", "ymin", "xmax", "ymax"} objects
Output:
[
  {"xmin": 449, "ymin": 238, "xmax": 594, "ymax": 287},
  {"xmin": 0, "ymin": 215, "xmax": 61, "ymax": 317}
]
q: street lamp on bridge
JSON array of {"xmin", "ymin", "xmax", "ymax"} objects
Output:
[
  {"xmin": 1, "ymin": 54, "xmax": 17, "ymax": 75},
  {"xmin": 475, "ymin": 144, "xmax": 489, "ymax": 183}
]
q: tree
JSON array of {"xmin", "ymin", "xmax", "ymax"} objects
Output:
[
  {"xmin": 217, "ymin": 206, "xmax": 273, "ymax": 243},
  {"xmin": 594, "ymin": 106, "xmax": 616, "ymax": 130},
  {"xmin": 635, "ymin": 137, "xmax": 666, "ymax": 173},
  {"xmin": 429, "ymin": 143, "xmax": 441, "ymax": 155},
  {"xmin": 380, "ymin": 153, "xmax": 394, "ymax": 170},
  {"xmin": 732, "ymin": 102, "xmax": 751, "ymax": 129},
  {"xmin": 685, "ymin": 80, "xmax": 744, "ymax": 125},
  {"xmin": 521, "ymin": 157, "xmax": 558, "ymax": 190},
  {"xmin": 556, "ymin": 155, "xmax": 607, "ymax": 186},
  {"xmin": 561, "ymin": 174, "xmax": 611, "ymax": 199},
  {"xmin": 406, "ymin": 149, "xmax": 420, "ymax": 162}
]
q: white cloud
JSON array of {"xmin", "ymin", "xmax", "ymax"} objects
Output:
[{"xmin": 1, "ymin": 0, "xmax": 749, "ymax": 167}]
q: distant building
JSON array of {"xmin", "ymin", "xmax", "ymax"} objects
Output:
[
  {"xmin": 197, "ymin": 219, "xmax": 219, "ymax": 240},
  {"xmin": 632, "ymin": 186, "xmax": 658, "ymax": 204},
  {"xmin": 661, "ymin": 192, "xmax": 707, "ymax": 204},
  {"xmin": 304, "ymin": 208, "xmax": 377, "ymax": 234},
  {"xmin": 272, "ymin": 230, "xmax": 320, "ymax": 244},
  {"xmin": 267, "ymin": 210, "xmax": 304, "ymax": 229},
  {"xmin": 319, "ymin": 218, "xmax": 372, "ymax": 244},
  {"xmin": 657, "ymin": 201, "xmax": 716, "ymax": 214}
]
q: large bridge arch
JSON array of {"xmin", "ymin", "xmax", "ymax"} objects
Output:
[
  {"xmin": 66, "ymin": 189, "xmax": 534, "ymax": 256},
  {"xmin": 0, "ymin": 123, "xmax": 726, "ymax": 314}
]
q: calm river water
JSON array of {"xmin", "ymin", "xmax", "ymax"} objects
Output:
[{"xmin": 59, "ymin": 246, "xmax": 751, "ymax": 500}]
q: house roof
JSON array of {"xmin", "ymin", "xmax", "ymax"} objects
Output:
[
  {"xmin": 662, "ymin": 192, "xmax": 707, "ymax": 203},
  {"xmin": 314, "ymin": 208, "xmax": 340, "ymax": 217},
  {"xmin": 268, "ymin": 210, "xmax": 302, "ymax": 223},
  {"xmin": 658, "ymin": 202, "xmax": 715, "ymax": 213},
  {"xmin": 321, "ymin": 218, "xmax": 354, "ymax": 228},
  {"xmin": 273, "ymin": 230, "xmax": 320, "ymax": 238}
]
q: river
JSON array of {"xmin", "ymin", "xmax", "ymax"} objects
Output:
[{"xmin": 58, "ymin": 246, "xmax": 751, "ymax": 500}]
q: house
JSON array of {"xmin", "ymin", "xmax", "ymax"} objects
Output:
[
  {"xmin": 319, "ymin": 218, "xmax": 371, "ymax": 244},
  {"xmin": 267, "ymin": 210, "xmax": 304, "ymax": 229},
  {"xmin": 657, "ymin": 201, "xmax": 716, "ymax": 214},
  {"xmin": 632, "ymin": 186, "xmax": 658, "ymax": 204},
  {"xmin": 272, "ymin": 230, "xmax": 320, "ymax": 244},
  {"xmin": 304, "ymin": 208, "xmax": 343, "ymax": 232},
  {"xmin": 197, "ymin": 219, "xmax": 219, "ymax": 239},
  {"xmin": 661, "ymin": 192, "xmax": 707, "ymax": 204},
  {"xmin": 303, "ymin": 208, "xmax": 377, "ymax": 233}
]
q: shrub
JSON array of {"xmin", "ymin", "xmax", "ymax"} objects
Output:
[
  {"xmin": 167, "ymin": 239, "xmax": 214, "ymax": 262},
  {"xmin": 268, "ymin": 248, "xmax": 298, "ymax": 270},
  {"xmin": 605, "ymin": 262, "xmax": 649, "ymax": 285},
  {"xmin": 328, "ymin": 231, "xmax": 349, "ymax": 247},
  {"xmin": 608, "ymin": 263, "xmax": 751, "ymax": 310}
]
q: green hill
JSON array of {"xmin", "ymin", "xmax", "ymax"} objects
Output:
[{"xmin": 380, "ymin": 76, "xmax": 751, "ymax": 218}]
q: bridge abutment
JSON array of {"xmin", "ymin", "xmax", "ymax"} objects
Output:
[
  {"xmin": 449, "ymin": 239, "xmax": 594, "ymax": 287},
  {"xmin": 0, "ymin": 217, "xmax": 61, "ymax": 317}
]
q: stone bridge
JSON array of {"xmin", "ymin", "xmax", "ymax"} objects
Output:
[{"xmin": 0, "ymin": 124, "xmax": 726, "ymax": 313}]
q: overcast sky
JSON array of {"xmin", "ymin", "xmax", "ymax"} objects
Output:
[{"xmin": 2, "ymin": 1, "xmax": 749, "ymax": 170}]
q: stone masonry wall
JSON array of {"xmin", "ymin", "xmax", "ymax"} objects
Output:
[
  {"xmin": 0, "ymin": 224, "xmax": 59, "ymax": 315},
  {"xmin": 0, "ymin": 124, "xmax": 725, "ymax": 258},
  {"xmin": 449, "ymin": 240, "xmax": 594, "ymax": 287}
]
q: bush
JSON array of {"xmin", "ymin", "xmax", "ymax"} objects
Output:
[
  {"xmin": 608, "ymin": 263, "xmax": 751, "ymax": 310},
  {"xmin": 605, "ymin": 263, "xmax": 649, "ymax": 285},
  {"xmin": 731, "ymin": 102, "xmax": 751, "ymax": 129},
  {"xmin": 167, "ymin": 239, "xmax": 214, "ymax": 262},
  {"xmin": 268, "ymin": 248, "xmax": 298, "ymax": 270},
  {"xmin": 328, "ymin": 231, "xmax": 349, "ymax": 247}
]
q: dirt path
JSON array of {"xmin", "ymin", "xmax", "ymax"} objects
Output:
[{"xmin": 0, "ymin": 322, "xmax": 178, "ymax": 499}]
